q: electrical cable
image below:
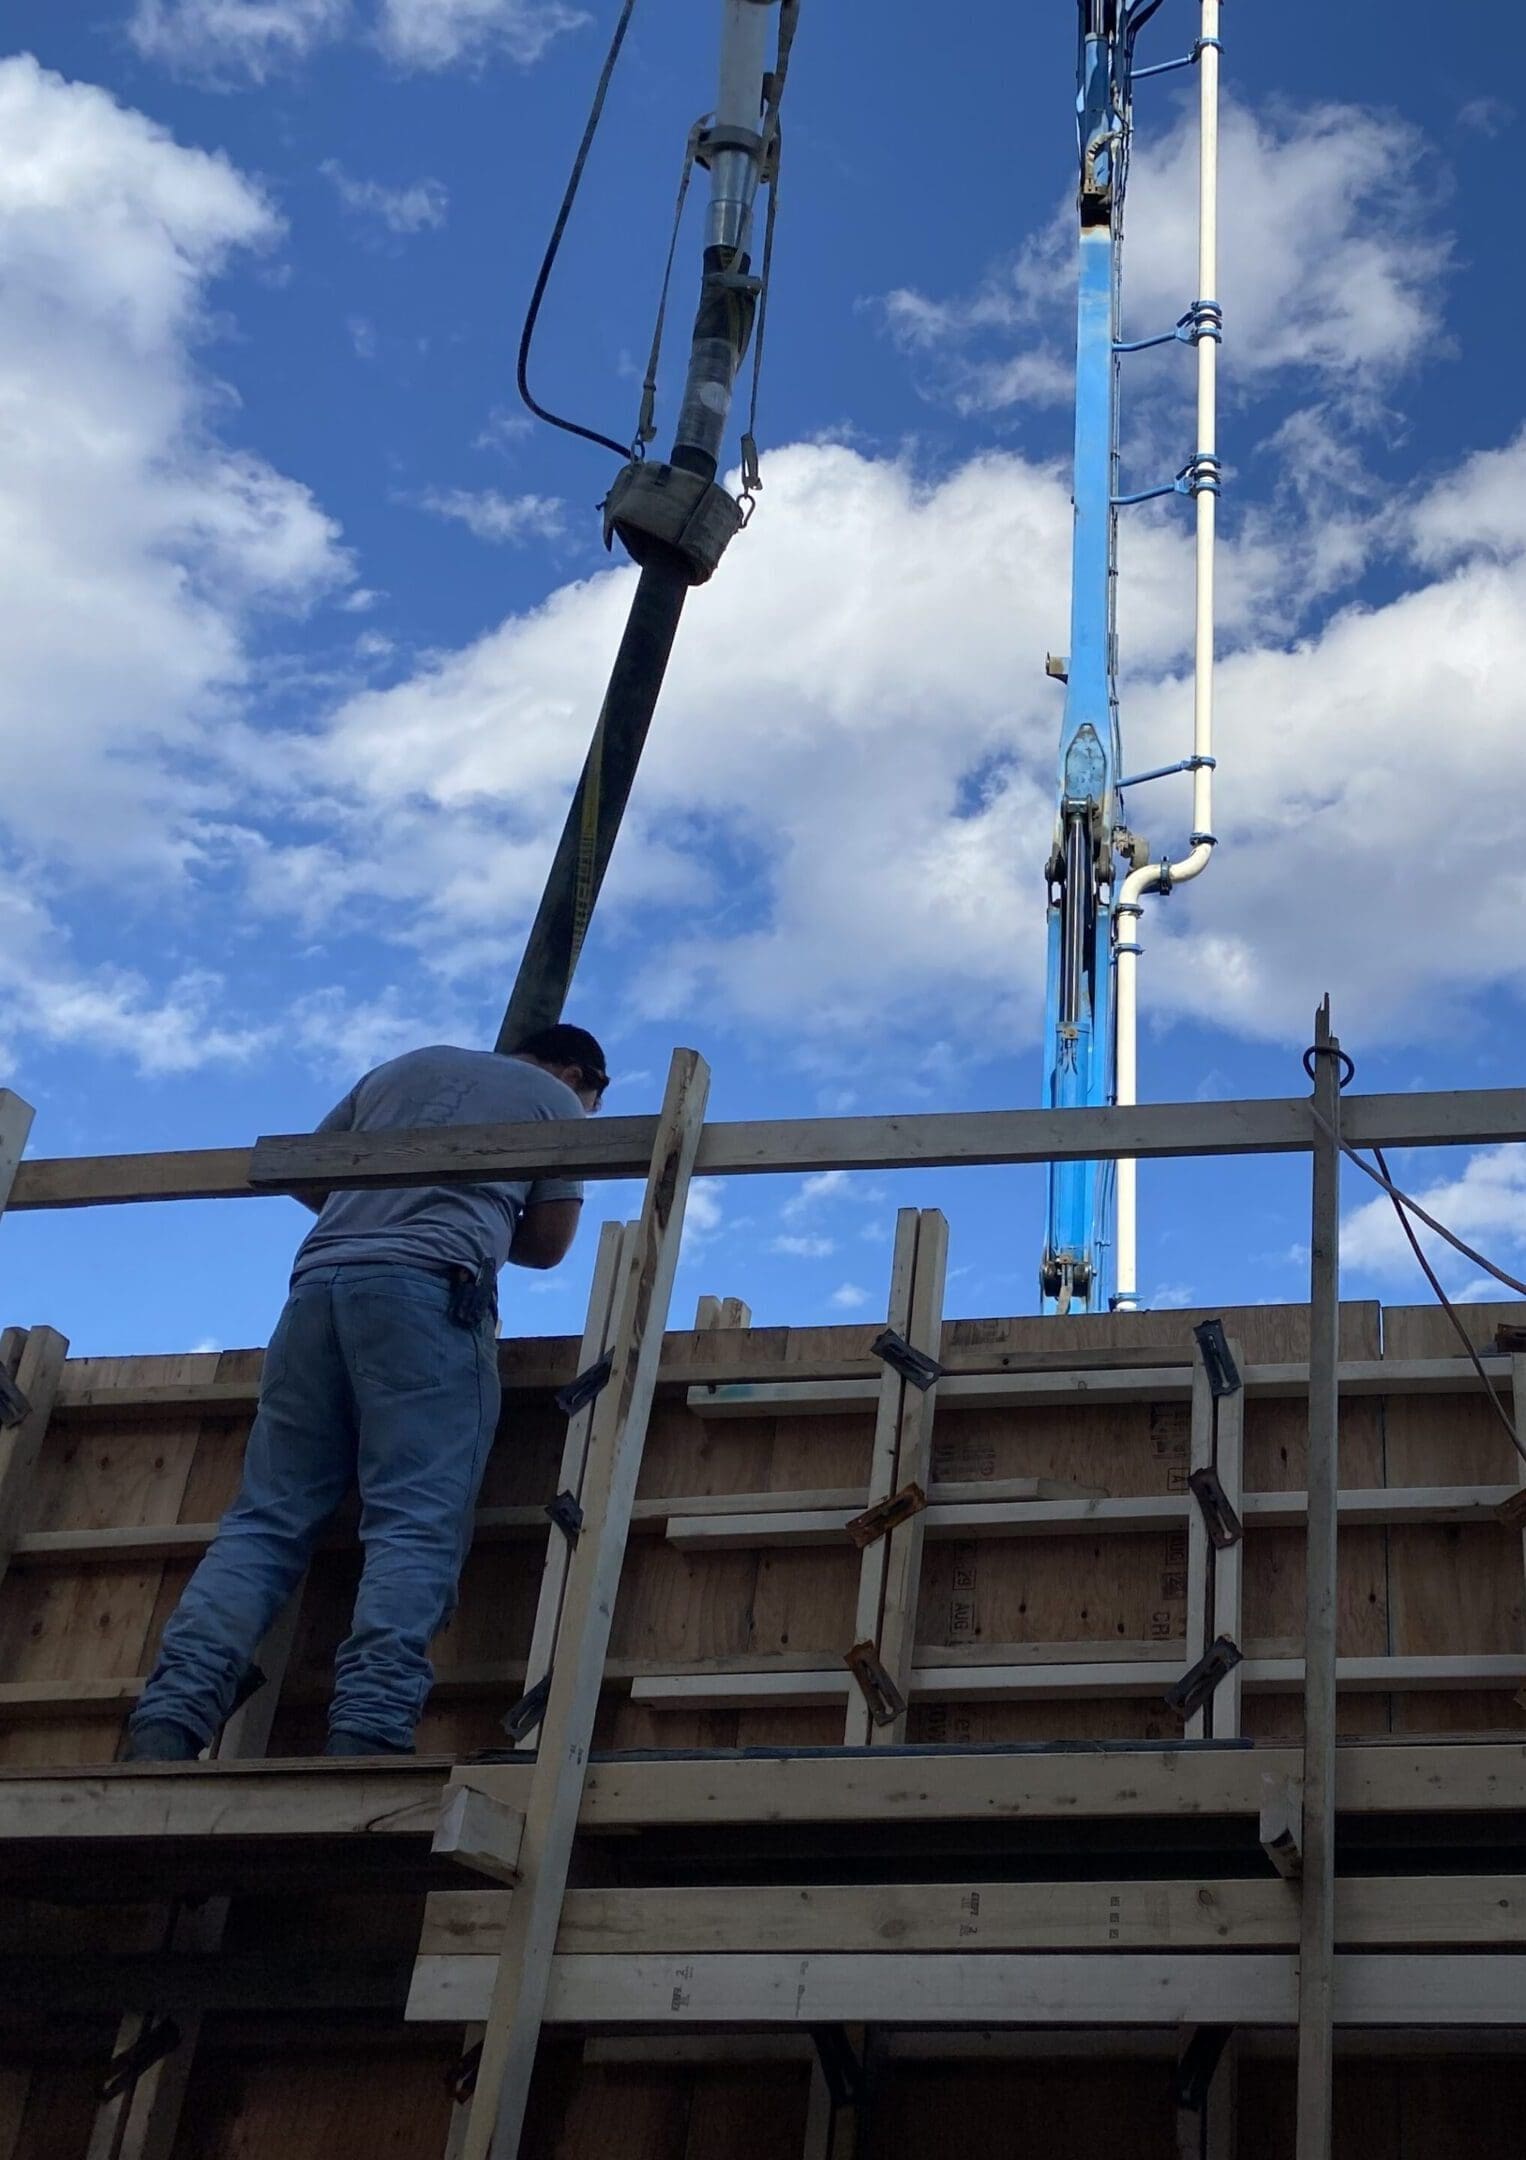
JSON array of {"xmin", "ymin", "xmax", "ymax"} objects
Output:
[
  {"xmin": 516, "ymin": 0, "xmax": 640, "ymax": 460},
  {"xmin": 1304, "ymin": 1045, "xmax": 1526, "ymax": 1474}
]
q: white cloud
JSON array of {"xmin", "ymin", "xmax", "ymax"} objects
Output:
[
  {"xmin": 129, "ymin": 0, "xmax": 350, "ymax": 82},
  {"xmin": 680, "ymin": 1181, "xmax": 725, "ymax": 1257},
  {"xmin": 128, "ymin": 0, "xmax": 584, "ymax": 78},
  {"xmin": 413, "ymin": 487, "xmax": 565, "ymax": 545},
  {"xmin": 0, "ymin": 55, "xmax": 348, "ymax": 1069},
  {"xmin": 230, "ymin": 413, "xmax": 1526, "ymax": 1063},
  {"xmin": 830, "ymin": 1282, "xmax": 871, "ymax": 1311},
  {"xmin": 321, "ymin": 160, "xmax": 448, "ymax": 235},
  {"xmin": 375, "ymin": 0, "xmax": 588, "ymax": 70},
  {"xmin": 781, "ymin": 1171, "xmax": 854, "ymax": 1221},
  {"xmin": 1342, "ymin": 1148, "xmax": 1526, "ymax": 1292},
  {"xmin": 1457, "ymin": 97, "xmax": 1514, "ymax": 138},
  {"xmin": 770, "ymin": 1234, "xmax": 836, "ymax": 1259},
  {"xmin": 882, "ymin": 98, "xmax": 1451, "ymax": 414}
]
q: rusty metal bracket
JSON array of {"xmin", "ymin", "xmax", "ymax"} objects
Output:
[
  {"xmin": 502, "ymin": 1674, "xmax": 551, "ymax": 1743},
  {"xmin": 846, "ymin": 1482, "xmax": 927, "ymax": 1549},
  {"xmin": 844, "ymin": 1640, "xmax": 906, "ymax": 1728}
]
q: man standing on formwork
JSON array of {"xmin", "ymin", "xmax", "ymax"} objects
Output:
[{"xmin": 125, "ymin": 1024, "xmax": 609, "ymax": 1762}]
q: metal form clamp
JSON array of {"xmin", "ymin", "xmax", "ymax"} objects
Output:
[
  {"xmin": 869, "ymin": 1330, "xmax": 945, "ymax": 1393},
  {"xmin": 1193, "ymin": 1318, "xmax": 1242, "ymax": 1398},
  {"xmin": 555, "ymin": 1355, "xmax": 613, "ymax": 1420},
  {"xmin": 1165, "ymin": 1635, "xmax": 1243, "ymax": 1721}
]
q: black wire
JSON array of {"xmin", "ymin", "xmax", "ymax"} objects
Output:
[
  {"xmin": 1372, "ymin": 1144, "xmax": 1526, "ymax": 1471},
  {"xmin": 517, "ymin": 0, "xmax": 639, "ymax": 461},
  {"xmin": 1305, "ymin": 1038, "xmax": 1526, "ymax": 1470}
]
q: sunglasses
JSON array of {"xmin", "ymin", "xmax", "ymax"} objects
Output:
[{"xmin": 579, "ymin": 1068, "xmax": 611, "ymax": 1111}]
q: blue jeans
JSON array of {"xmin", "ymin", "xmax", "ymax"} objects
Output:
[{"xmin": 131, "ymin": 1264, "xmax": 501, "ymax": 1751}]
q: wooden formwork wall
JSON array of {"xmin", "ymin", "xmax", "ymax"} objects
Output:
[{"xmin": 0, "ymin": 1295, "xmax": 1523, "ymax": 2158}]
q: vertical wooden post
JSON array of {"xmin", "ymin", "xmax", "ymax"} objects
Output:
[
  {"xmin": 1296, "ymin": 998, "xmax": 1342, "ymax": 2160},
  {"xmin": 0, "ymin": 1091, "xmax": 34, "ymax": 1224},
  {"xmin": 515, "ymin": 1223, "xmax": 628, "ymax": 1751},
  {"xmin": 0, "ymin": 1327, "xmax": 68, "ymax": 1586},
  {"xmin": 1511, "ymin": 1354, "xmax": 1526, "ymax": 1624},
  {"xmin": 870, "ymin": 1210, "xmax": 948, "ymax": 1747},
  {"xmin": 1212, "ymin": 1344, "xmax": 1246, "ymax": 1738},
  {"xmin": 1183, "ymin": 1350, "xmax": 1215, "ymax": 1741},
  {"xmin": 459, "ymin": 1049, "xmax": 710, "ymax": 2160},
  {"xmin": 843, "ymin": 1212, "xmax": 919, "ymax": 1748}
]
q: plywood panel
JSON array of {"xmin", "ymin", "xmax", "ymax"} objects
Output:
[
  {"xmin": 1384, "ymin": 1303, "xmax": 1526, "ymax": 1739},
  {"xmin": 171, "ymin": 2047, "xmax": 453, "ymax": 2160}
]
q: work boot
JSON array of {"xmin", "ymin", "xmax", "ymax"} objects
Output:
[
  {"xmin": 322, "ymin": 1728, "xmax": 415, "ymax": 1758},
  {"xmin": 123, "ymin": 1722, "xmax": 204, "ymax": 1763}
]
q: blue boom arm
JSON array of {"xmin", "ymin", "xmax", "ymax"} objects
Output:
[{"xmin": 1039, "ymin": 0, "xmax": 1153, "ymax": 1314}]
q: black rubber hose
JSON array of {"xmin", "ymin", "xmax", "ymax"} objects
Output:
[{"xmin": 495, "ymin": 551, "xmax": 690, "ymax": 1049}]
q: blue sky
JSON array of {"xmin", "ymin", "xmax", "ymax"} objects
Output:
[{"xmin": 2, "ymin": 0, "xmax": 1524, "ymax": 1356}]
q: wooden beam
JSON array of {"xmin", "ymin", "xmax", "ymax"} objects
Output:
[
  {"xmin": 1261, "ymin": 1773, "xmax": 1304, "ymax": 1880},
  {"xmin": 4, "ymin": 1477, "xmax": 1506, "ymax": 1573},
  {"xmin": 0, "ymin": 1092, "xmax": 34, "ymax": 1222},
  {"xmin": 872, "ymin": 1212, "xmax": 948, "ymax": 1747},
  {"xmin": 686, "ymin": 1351, "xmax": 1519, "ymax": 1419},
  {"xmin": 419, "ymin": 1872, "xmax": 1526, "ymax": 1959},
  {"xmin": 432, "ymin": 1787, "xmax": 525, "ymax": 1886},
  {"xmin": 1183, "ymin": 1350, "xmax": 1215, "ymax": 1742},
  {"xmin": 513, "ymin": 1221, "xmax": 627, "ymax": 1752},
  {"xmin": 1212, "ymin": 1347, "xmax": 1246, "ymax": 1737},
  {"xmin": 0, "ymin": 1764, "xmax": 447, "ymax": 1841},
  {"xmin": 625, "ymin": 1652, "xmax": 1526, "ymax": 1712},
  {"xmin": 459, "ymin": 1049, "xmax": 710, "ymax": 2160},
  {"xmin": 1297, "ymin": 1001, "xmax": 1342, "ymax": 2160},
  {"xmin": 13, "ymin": 1083, "xmax": 1526, "ymax": 1212},
  {"xmin": 411, "ymin": 1950, "xmax": 1526, "ymax": 2028},
  {"xmin": 0, "ymin": 1327, "xmax": 67, "ymax": 1587},
  {"xmin": 843, "ymin": 1210, "xmax": 918, "ymax": 1748}
]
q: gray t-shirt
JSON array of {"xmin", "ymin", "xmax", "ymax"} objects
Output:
[{"xmin": 292, "ymin": 1046, "xmax": 585, "ymax": 1281}]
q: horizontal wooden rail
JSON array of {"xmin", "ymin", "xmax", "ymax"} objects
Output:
[
  {"xmin": 411, "ymin": 1950, "xmax": 1526, "ymax": 2029},
  {"xmin": 628, "ymin": 1654, "xmax": 1526, "ymax": 1713},
  {"xmin": 10, "ymin": 1085, "xmax": 1526, "ymax": 1211}
]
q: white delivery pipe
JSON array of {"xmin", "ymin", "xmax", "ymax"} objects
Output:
[{"xmin": 1115, "ymin": 0, "xmax": 1221, "ymax": 1309}]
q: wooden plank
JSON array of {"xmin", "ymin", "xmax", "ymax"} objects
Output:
[
  {"xmin": 14, "ymin": 1085, "xmax": 1526, "ymax": 1214},
  {"xmin": 688, "ymin": 1353, "xmax": 1520, "ymax": 1418},
  {"xmin": 42, "ymin": 1348, "xmax": 1515, "ymax": 1423},
  {"xmin": 420, "ymin": 1872, "xmax": 1526, "ymax": 1958},
  {"xmin": 1213, "ymin": 1349, "xmax": 1246, "ymax": 1737},
  {"xmin": 0, "ymin": 1329, "xmax": 68, "ymax": 1583},
  {"xmin": 514, "ymin": 1222, "xmax": 627, "ymax": 1752},
  {"xmin": 3, "ymin": 1735, "xmax": 1521, "ymax": 1850},
  {"xmin": 871, "ymin": 1212, "xmax": 948, "ymax": 1747},
  {"xmin": 3, "ymin": 1479, "xmax": 1509, "ymax": 1575},
  {"xmin": 1183, "ymin": 1353, "xmax": 1215, "ymax": 1741},
  {"xmin": 0, "ymin": 1765, "xmax": 446, "ymax": 1840},
  {"xmin": 410, "ymin": 1948, "xmax": 1526, "ymax": 2028},
  {"xmin": 1297, "ymin": 1002, "xmax": 1342, "ymax": 2160},
  {"xmin": 459, "ymin": 1048, "xmax": 710, "ymax": 2160},
  {"xmin": 0, "ymin": 1093, "xmax": 34, "ymax": 1222},
  {"xmin": 843, "ymin": 1211, "xmax": 918, "ymax": 1747},
  {"xmin": 432, "ymin": 1787, "xmax": 525, "ymax": 1885}
]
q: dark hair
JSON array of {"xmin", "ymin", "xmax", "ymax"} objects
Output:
[{"xmin": 511, "ymin": 1024, "xmax": 609, "ymax": 1086}]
